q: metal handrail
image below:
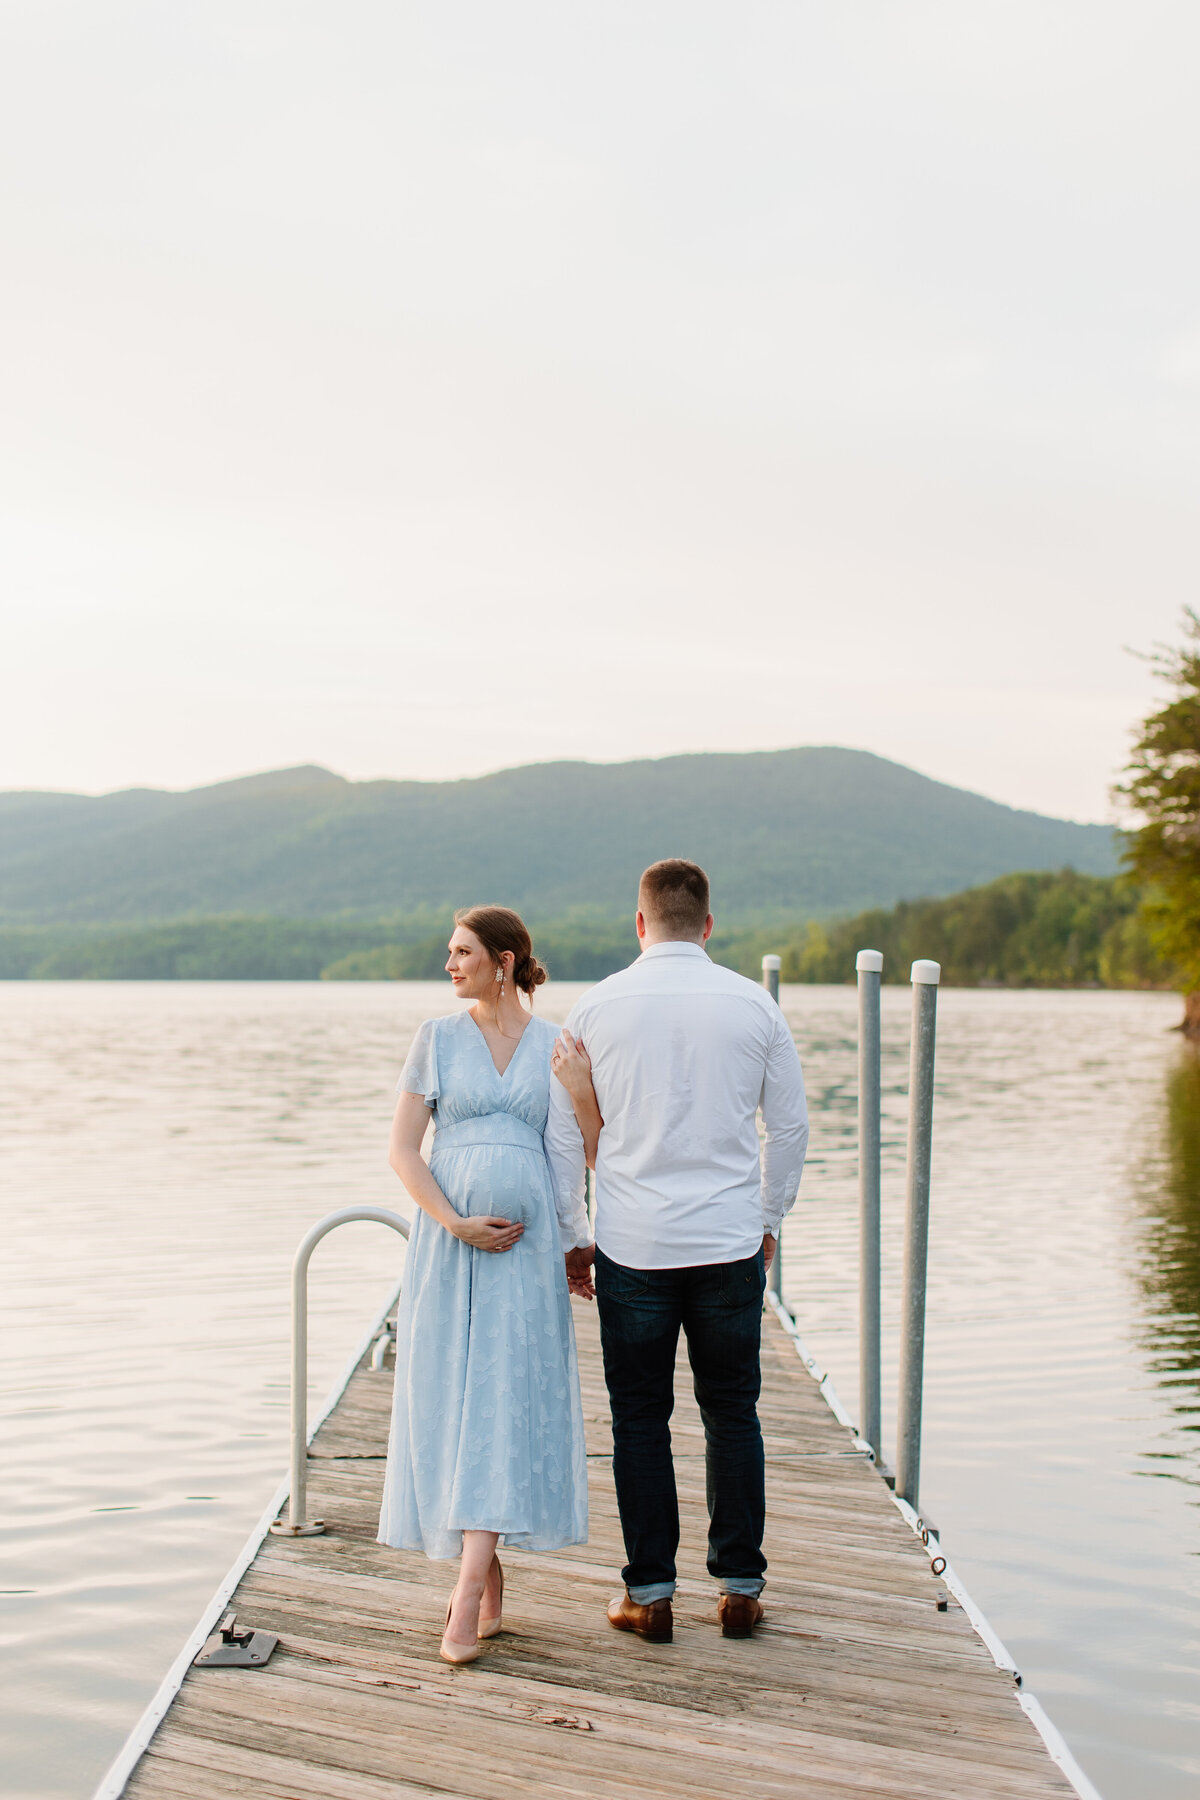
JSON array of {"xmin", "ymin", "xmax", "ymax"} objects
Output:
[{"xmin": 269, "ymin": 1206, "xmax": 410, "ymax": 1537}]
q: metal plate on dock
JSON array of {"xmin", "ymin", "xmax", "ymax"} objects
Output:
[{"xmin": 192, "ymin": 1609, "xmax": 277, "ymax": 1669}]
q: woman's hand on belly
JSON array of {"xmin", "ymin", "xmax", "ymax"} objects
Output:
[{"xmin": 451, "ymin": 1214, "xmax": 525, "ymax": 1252}]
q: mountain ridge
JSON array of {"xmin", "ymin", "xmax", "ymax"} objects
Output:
[{"xmin": 0, "ymin": 747, "xmax": 1119, "ymax": 926}]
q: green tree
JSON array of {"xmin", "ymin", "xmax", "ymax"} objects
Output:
[{"xmin": 1116, "ymin": 609, "xmax": 1200, "ymax": 1033}]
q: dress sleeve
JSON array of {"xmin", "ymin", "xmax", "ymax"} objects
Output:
[{"xmin": 396, "ymin": 1017, "xmax": 439, "ymax": 1109}]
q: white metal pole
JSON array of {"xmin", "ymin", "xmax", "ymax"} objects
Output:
[
  {"xmin": 270, "ymin": 1206, "xmax": 410, "ymax": 1537},
  {"xmin": 761, "ymin": 955, "xmax": 784, "ymax": 1299},
  {"xmin": 896, "ymin": 962, "xmax": 940, "ymax": 1511},
  {"xmin": 856, "ymin": 948, "xmax": 883, "ymax": 1463}
]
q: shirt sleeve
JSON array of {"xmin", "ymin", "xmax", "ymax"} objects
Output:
[
  {"xmin": 760, "ymin": 1009, "xmax": 809, "ymax": 1236},
  {"xmin": 396, "ymin": 1017, "xmax": 438, "ymax": 1109},
  {"xmin": 543, "ymin": 1012, "xmax": 593, "ymax": 1253}
]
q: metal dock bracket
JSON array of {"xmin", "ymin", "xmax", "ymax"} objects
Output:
[{"xmin": 192, "ymin": 1609, "xmax": 278, "ymax": 1669}]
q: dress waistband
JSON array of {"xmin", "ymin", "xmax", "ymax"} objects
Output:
[{"xmin": 432, "ymin": 1113, "xmax": 544, "ymax": 1154}]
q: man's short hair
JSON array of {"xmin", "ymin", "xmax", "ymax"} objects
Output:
[{"xmin": 638, "ymin": 858, "xmax": 711, "ymax": 937}]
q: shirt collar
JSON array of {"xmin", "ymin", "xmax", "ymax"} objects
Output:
[{"xmin": 637, "ymin": 941, "xmax": 711, "ymax": 962}]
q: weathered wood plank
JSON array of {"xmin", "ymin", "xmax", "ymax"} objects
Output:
[
  {"xmin": 121, "ymin": 1300, "xmax": 1077, "ymax": 1800},
  {"xmin": 168, "ymin": 1669, "xmax": 1071, "ymax": 1800},
  {"xmin": 209, "ymin": 1622, "xmax": 1051, "ymax": 1764}
]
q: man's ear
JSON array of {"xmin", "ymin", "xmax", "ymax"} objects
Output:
[
  {"xmin": 702, "ymin": 914, "xmax": 714, "ymax": 943},
  {"xmin": 635, "ymin": 909, "xmax": 647, "ymax": 941}
]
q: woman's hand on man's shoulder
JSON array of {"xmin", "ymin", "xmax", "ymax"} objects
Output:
[{"xmin": 551, "ymin": 1029, "xmax": 593, "ymax": 1098}]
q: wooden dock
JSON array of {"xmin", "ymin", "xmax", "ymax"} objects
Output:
[{"xmin": 119, "ymin": 1302, "xmax": 1084, "ymax": 1800}]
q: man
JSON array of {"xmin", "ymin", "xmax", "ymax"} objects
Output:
[{"xmin": 544, "ymin": 858, "xmax": 809, "ymax": 1643}]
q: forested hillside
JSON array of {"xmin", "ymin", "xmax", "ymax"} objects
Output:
[
  {"xmin": 776, "ymin": 870, "xmax": 1166, "ymax": 989},
  {"xmin": 0, "ymin": 872, "xmax": 1166, "ymax": 987},
  {"xmin": 0, "ymin": 749, "xmax": 1116, "ymax": 926}
]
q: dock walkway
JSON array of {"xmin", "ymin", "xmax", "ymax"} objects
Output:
[{"xmin": 121, "ymin": 1302, "xmax": 1080, "ymax": 1800}]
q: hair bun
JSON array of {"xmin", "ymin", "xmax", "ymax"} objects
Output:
[{"xmin": 515, "ymin": 951, "xmax": 547, "ymax": 993}]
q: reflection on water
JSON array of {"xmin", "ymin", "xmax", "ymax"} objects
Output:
[
  {"xmin": 3, "ymin": 982, "xmax": 1200, "ymax": 1800},
  {"xmin": 1130, "ymin": 1050, "xmax": 1200, "ymax": 1477}
]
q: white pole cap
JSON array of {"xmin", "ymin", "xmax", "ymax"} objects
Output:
[
  {"xmin": 761, "ymin": 954, "xmax": 781, "ymax": 971},
  {"xmin": 856, "ymin": 948, "xmax": 883, "ymax": 973},
  {"xmin": 911, "ymin": 959, "xmax": 941, "ymax": 985}
]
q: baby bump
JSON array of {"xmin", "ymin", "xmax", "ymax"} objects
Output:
[{"xmin": 430, "ymin": 1140, "xmax": 549, "ymax": 1227}]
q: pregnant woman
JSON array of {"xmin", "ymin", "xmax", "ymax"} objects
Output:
[{"xmin": 378, "ymin": 906, "xmax": 599, "ymax": 1665}]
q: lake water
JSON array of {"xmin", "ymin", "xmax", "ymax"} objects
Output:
[{"xmin": 2, "ymin": 980, "xmax": 1198, "ymax": 1800}]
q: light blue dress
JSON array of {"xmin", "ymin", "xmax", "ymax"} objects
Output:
[{"xmin": 378, "ymin": 1011, "xmax": 589, "ymax": 1560}]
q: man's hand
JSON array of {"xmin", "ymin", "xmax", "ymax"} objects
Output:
[
  {"xmin": 762, "ymin": 1232, "xmax": 777, "ymax": 1272},
  {"xmin": 565, "ymin": 1243, "xmax": 596, "ymax": 1300}
]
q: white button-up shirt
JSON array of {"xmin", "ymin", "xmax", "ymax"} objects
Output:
[{"xmin": 544, "ymin": 942, "xmax": 809, "ymax": 1269}]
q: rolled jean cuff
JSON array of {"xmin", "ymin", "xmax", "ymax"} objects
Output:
[
  {"xmin": 718, "ymin": 1577, "xmax": 765, "ymax": 1598},
  {"xmin": 627, "ymin": 1581, "xmax": 675, "ymax": 1604}
]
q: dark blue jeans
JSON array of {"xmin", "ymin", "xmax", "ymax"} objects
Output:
[{"xmin": 595, "ymin": 1245, "xmax": 767, "ymax": 1602}]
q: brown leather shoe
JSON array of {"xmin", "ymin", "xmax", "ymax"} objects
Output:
[
  {"xmin": 607, "ymin": 1592, "xmax": 673, "ymax": 1642},
  {"xmin": 717, "ymin": 1593, "xmax": 764, "ymax": 1638}
]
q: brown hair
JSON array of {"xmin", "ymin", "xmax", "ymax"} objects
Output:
[
  {"xmin": 454, "ymin": 905, "xmax": 548, "ymax": 997},
  {"xmin": 638, "ymin": 858, "xmax": 711, "ymax": 937}
]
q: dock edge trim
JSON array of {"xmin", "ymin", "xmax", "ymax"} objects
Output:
[
  {"xmin": 90, "ymin": 1277, "xmax": 403, "ymax": 1800},
  {"xmin": 765, "ymin": 1292, "xmax": 1105, "ymax": 1800}
]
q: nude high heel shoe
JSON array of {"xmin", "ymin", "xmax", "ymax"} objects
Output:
[
  {"xmin": 440, "ymin": 1596, "xmax": 484, "ymax": 1666},
  {"xmin": 478, "ymin": 1557, "xmax": 504, "ymax": 1639}
]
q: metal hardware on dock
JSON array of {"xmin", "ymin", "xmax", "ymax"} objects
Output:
[
  {"xmin": 761, "ymin": 954, "xmax": 784, "ymax": 1301},
  {"xmin": 761, "ymin": 952, "xmax": 781, "ymax": 1004},
  {"xmin": 268, "ymin": 1205, "xmax": 410, "ymax": 1538},
  {"xmin": 191, "ymin": 1610, "xmax": 277, "ymax": 1669},
  {"xmin": 856, "ymin": 946, "xmax": 884, "ymax": 1465},
  {"xmin": 897, "ymin": 958, "xmax": 941, "ymax": 1510},
  {"xmin": 369, "ymin": 1316, "xmax": 396, "ymax": 1370}
]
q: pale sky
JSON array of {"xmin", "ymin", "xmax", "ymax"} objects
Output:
[{"xmin": 2, "ymin": 3, "xmax": 1196, "ymax": 822}]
